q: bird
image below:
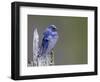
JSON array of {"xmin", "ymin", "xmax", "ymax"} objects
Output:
[{"xmin": 39, "ymin": 25, "xmax": 59, "ymax": 57}]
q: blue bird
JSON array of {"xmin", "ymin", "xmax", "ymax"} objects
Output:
[{"xmin": 39, "ymin": 25, "xmax": 59, "ymax": 57}]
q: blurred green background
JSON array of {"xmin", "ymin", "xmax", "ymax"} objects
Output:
[{"xmin": 28, "ymin": 15, "xmax": 88, "ymax": 65}]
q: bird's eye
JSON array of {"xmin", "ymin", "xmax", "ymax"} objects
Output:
[{"xmin": 52, "ymin": 28, "xmax": 56, "ymax": 31}]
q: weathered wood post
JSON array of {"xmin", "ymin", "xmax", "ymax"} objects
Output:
[{"xmin": 33, "ymin": 28, "xmax": 54, "ymax": 66}]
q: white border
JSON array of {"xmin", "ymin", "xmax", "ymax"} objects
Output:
[{"xmin": 20, "ymin": 6, "xmax": 94, "ymax": 76}]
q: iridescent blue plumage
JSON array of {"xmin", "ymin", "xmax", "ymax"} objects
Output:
[{"xmin": 39, "ymin": 25, "xmax": 59, "ymax": 57}]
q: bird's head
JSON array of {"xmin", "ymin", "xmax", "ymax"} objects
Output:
[{"xmin": 48, "ymin": 25, "xmax": 57, "ymax": 32}]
